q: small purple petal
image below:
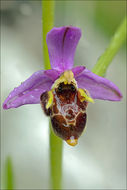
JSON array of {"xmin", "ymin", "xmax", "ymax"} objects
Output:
[
  {"xmin": 72, "ymin": 66, "xmax": 85, "ymax": 77},
  {"xmin": 75, "ymin": 69, "xmax": 122, "ymax": 101},
  {"xmin": 3, "ymin": 70, "xmax": 53, "ymax": 109},
  {"xmin": 45, "ymin": 66, "xmax": 85, "ymax": 81},
  {"xmin": 46, "ymin": 26, "xmax": 81, "ymax": 71},
  {"xmin": 44, "ymin": 69, "xmax": 61, "ymax": 81}
]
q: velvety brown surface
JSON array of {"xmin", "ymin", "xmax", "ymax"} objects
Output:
[
  {"xmin": 40, "ymin": 92, "xmax": 51, "ymax": 116},
  {"xmin": 41, "ymin": 83, "xmax": 88, "ymax": 141}
]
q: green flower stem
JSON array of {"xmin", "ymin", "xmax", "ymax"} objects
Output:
[
  {"xmin": 50, "ymin": 123, "xmax": 63, "ymax": 189},
  {"xmin": 42, "ymin": 1, "xmax": 63, "ymax": 189},
  {"xmin": 5, "ymin": 157, "xmax": 14, "ymax": 189},
  {"xmin": 42, "ymin": 0, "xmax": 54, "ymax": 70},
  {"xmin": 92, "ymin": 17, "xmax": 126, "ymax": 76}
]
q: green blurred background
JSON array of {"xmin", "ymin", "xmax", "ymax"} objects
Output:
[{"xmin": 1, "ymin": 1, "xmax": 126, "ymax": 189}]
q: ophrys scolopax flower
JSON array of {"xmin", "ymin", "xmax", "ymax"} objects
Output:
[{"xmin": 3, "ymin": 26, "xmax": 122, "ymax": 146}]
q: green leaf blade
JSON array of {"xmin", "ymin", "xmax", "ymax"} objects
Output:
[{"xmin": 92, "ymin": 17, "xmax": 126, "ymax": 76}]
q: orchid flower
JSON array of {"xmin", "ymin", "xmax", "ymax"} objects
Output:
[{"xmin": 3, "ymin": 26, "xmax": 122, "ymax": 146}]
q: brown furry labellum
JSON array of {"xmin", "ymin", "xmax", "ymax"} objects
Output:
[{"xmin": 40, "ymin": 82, "xmax": 88, "ymax": 146}]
